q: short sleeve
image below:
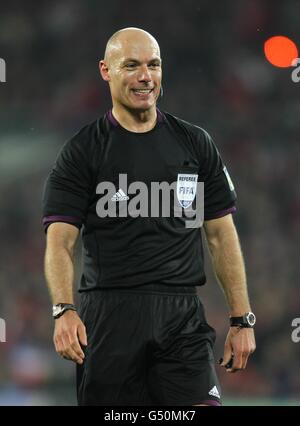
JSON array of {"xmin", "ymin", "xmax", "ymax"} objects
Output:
[
  {"xmin": 42, "ymin": 130, "xmax": 93, "ymax": 232},
  {"xmin": 199, "ymin": 130, "xmax": 237, "ymax": 220}
]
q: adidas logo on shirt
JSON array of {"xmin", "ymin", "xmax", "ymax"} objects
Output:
[
  {"xmin": 208, "ymin": 386, "xmax": 220, "ymax": 399},
  {"xmin": 111, "ymin": 189, "xmax": 129, "ymax": 202}
]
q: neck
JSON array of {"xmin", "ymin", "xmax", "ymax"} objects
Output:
[{"xmin": 112, "ymin": 104, "xmax": 157, "ymax": 133}]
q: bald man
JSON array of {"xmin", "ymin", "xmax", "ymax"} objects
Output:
[{"xmin": 43, "ymin": 27, "xmax": 256, "ymax": 406}]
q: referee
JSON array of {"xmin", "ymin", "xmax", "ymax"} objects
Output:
[{"xmin": 43, "ymin": 27, "xmax": 256, "ymax": 406}]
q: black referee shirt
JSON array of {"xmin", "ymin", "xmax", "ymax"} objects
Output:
[{"xmin": 42, "ymin": 110, "xmax": 237, "ymax": 290}]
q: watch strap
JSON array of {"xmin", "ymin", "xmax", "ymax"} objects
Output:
[
  {"xmin": 230, "ymin": 316, "xmax": 247, "ymax": 327},
  {"xmin": 53, "ymin": 303, "xmax": 76, "ymax": 319},
  {"xmin": 230, "ymin": 312, "xmax": 256, "ymax": 328}
]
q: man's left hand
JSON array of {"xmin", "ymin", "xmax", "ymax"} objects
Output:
[{"xmin": 221, "ymin": 327, "xmax": 256, "ymax": 373}]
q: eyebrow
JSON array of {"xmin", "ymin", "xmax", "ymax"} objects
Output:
[{"xmin": 122, "ymin": 58, "xmax": 162, "ymax": 65}]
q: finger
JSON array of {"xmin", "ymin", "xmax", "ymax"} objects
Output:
[
  {"xmin": 241, "ymin": 351, "xmax": 250, "ymax": 370},
  {"xmin": 55, "ymin": 333, "xmax": 79, "ymax": 362},
  {"xmin": 77, "ymin": 323, "xmax": 88, "ymax": 347},
  {"xmin": 240, "ymin": 333, "xmax": 255, "ymax": 369},
  {"xmin": 66, "ymin": 344, "xmax": 84, "ymax": 364},
  {"xmin": 59, "ymin": 334, "xmax": 73, "ymax": 360},
  {"xmin": 54, "ymin": 335, "xmax": 65, "ymax": 357},
  {"xmin": 233, "ymin": 350, "xmax": 250, "ymax": 372},
  {"xmin": 62, "ymin": 333, "xmax": 84, "ymax": 364},
  {"xmin": 229, "ymin": 350, "xmax": 243, "ymax": 372},
  {"xmin": 69, "ymin": 330, "xmax": 85, "ymax": 360},
  {"xmin": 221, "ymin": 345, "xmax": 232, "ymax": 367},
  {"xmin": 64, "ymin": 346, "xmax": 83, "ymax": 363}
]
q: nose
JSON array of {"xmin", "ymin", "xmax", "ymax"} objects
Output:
[{"xmin": 137, "ymin": 65, "xmax": 152, "ymax": 83}]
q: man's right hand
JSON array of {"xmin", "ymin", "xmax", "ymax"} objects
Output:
[{"xmin": 53, "ymin": 310, "xmax": 87, "ymax": 364}]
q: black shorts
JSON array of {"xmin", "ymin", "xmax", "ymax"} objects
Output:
[{"xmin": 77, "ymin": 284, "xmax": 221, "ymax": 406}]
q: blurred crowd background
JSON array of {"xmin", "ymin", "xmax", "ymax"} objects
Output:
[{"xmin": 0, "ymin": 0, "xmax": 300, "ymax": 405}]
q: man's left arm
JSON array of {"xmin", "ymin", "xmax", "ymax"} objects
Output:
[{"xmin": 203, "ymin": 213, "xmax": 256, "ymax": 373}]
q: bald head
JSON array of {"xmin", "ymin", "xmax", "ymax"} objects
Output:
[
  {"xmin": 99, "ymin": 27, "xmax": 162, "ymax": 113},
  {"xmin": 104, "ymin": 27, "xmax": 160, "ymax": 66}
]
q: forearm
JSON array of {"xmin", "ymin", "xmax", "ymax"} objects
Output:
[
  {"xmin": 207, "ymin": 225, "xmax": 251, "ymax": 316},
  {"xmin": 44, "ymin": 245, "xmax": 75, "ymax": 305}
]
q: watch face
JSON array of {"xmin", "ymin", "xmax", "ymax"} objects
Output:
[
  {"xmin": 246, "ymin": 312, "xmax": 256, "ymax": 326},
  {"xmin": 53, "ymin": 305, "xmax": 63, "ymax": 317}
]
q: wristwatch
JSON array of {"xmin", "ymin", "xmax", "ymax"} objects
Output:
[
  {"xmin": 230, "ymin": 312, "xmax": 256, "ymax": 328},
  {"xmin": 52, "ymin": 303, "xmax": 76, "ymax": 319}
]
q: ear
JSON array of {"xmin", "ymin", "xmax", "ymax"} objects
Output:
[{"xmin": 99, "ymin": 60, "xmax": 110, "ymax": 82}]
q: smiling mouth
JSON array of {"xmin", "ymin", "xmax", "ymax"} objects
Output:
[{"xmin": 132, "ymin": 88, "xmax": 154, "ymax": 95}]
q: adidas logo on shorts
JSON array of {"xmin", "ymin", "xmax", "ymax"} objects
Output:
[{"xmin": 208, "ymin": 386, "xmax": 220, "ymax": 398}]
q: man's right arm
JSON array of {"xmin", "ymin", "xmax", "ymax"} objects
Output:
[{"xmin": 45, "ymin": 222, "xmax": 87, "ymax": 364}]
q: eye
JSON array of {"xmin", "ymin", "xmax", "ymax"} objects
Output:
[
  {"xmin": 149, "ymin": 63, "xmax": 160, "ymax": 68},
  {"xmin": 125, "ymin": 63, "xmax": 137, "ymax": 69}
]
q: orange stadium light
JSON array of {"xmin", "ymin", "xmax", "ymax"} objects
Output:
[{"xmin": 264, "ymin": 35, "xmax": 298, "ymax": 68}]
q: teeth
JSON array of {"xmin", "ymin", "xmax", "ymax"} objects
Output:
[{"xmin": 134, "ymin": 89, "xmax": 152, "ymax": 93}]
